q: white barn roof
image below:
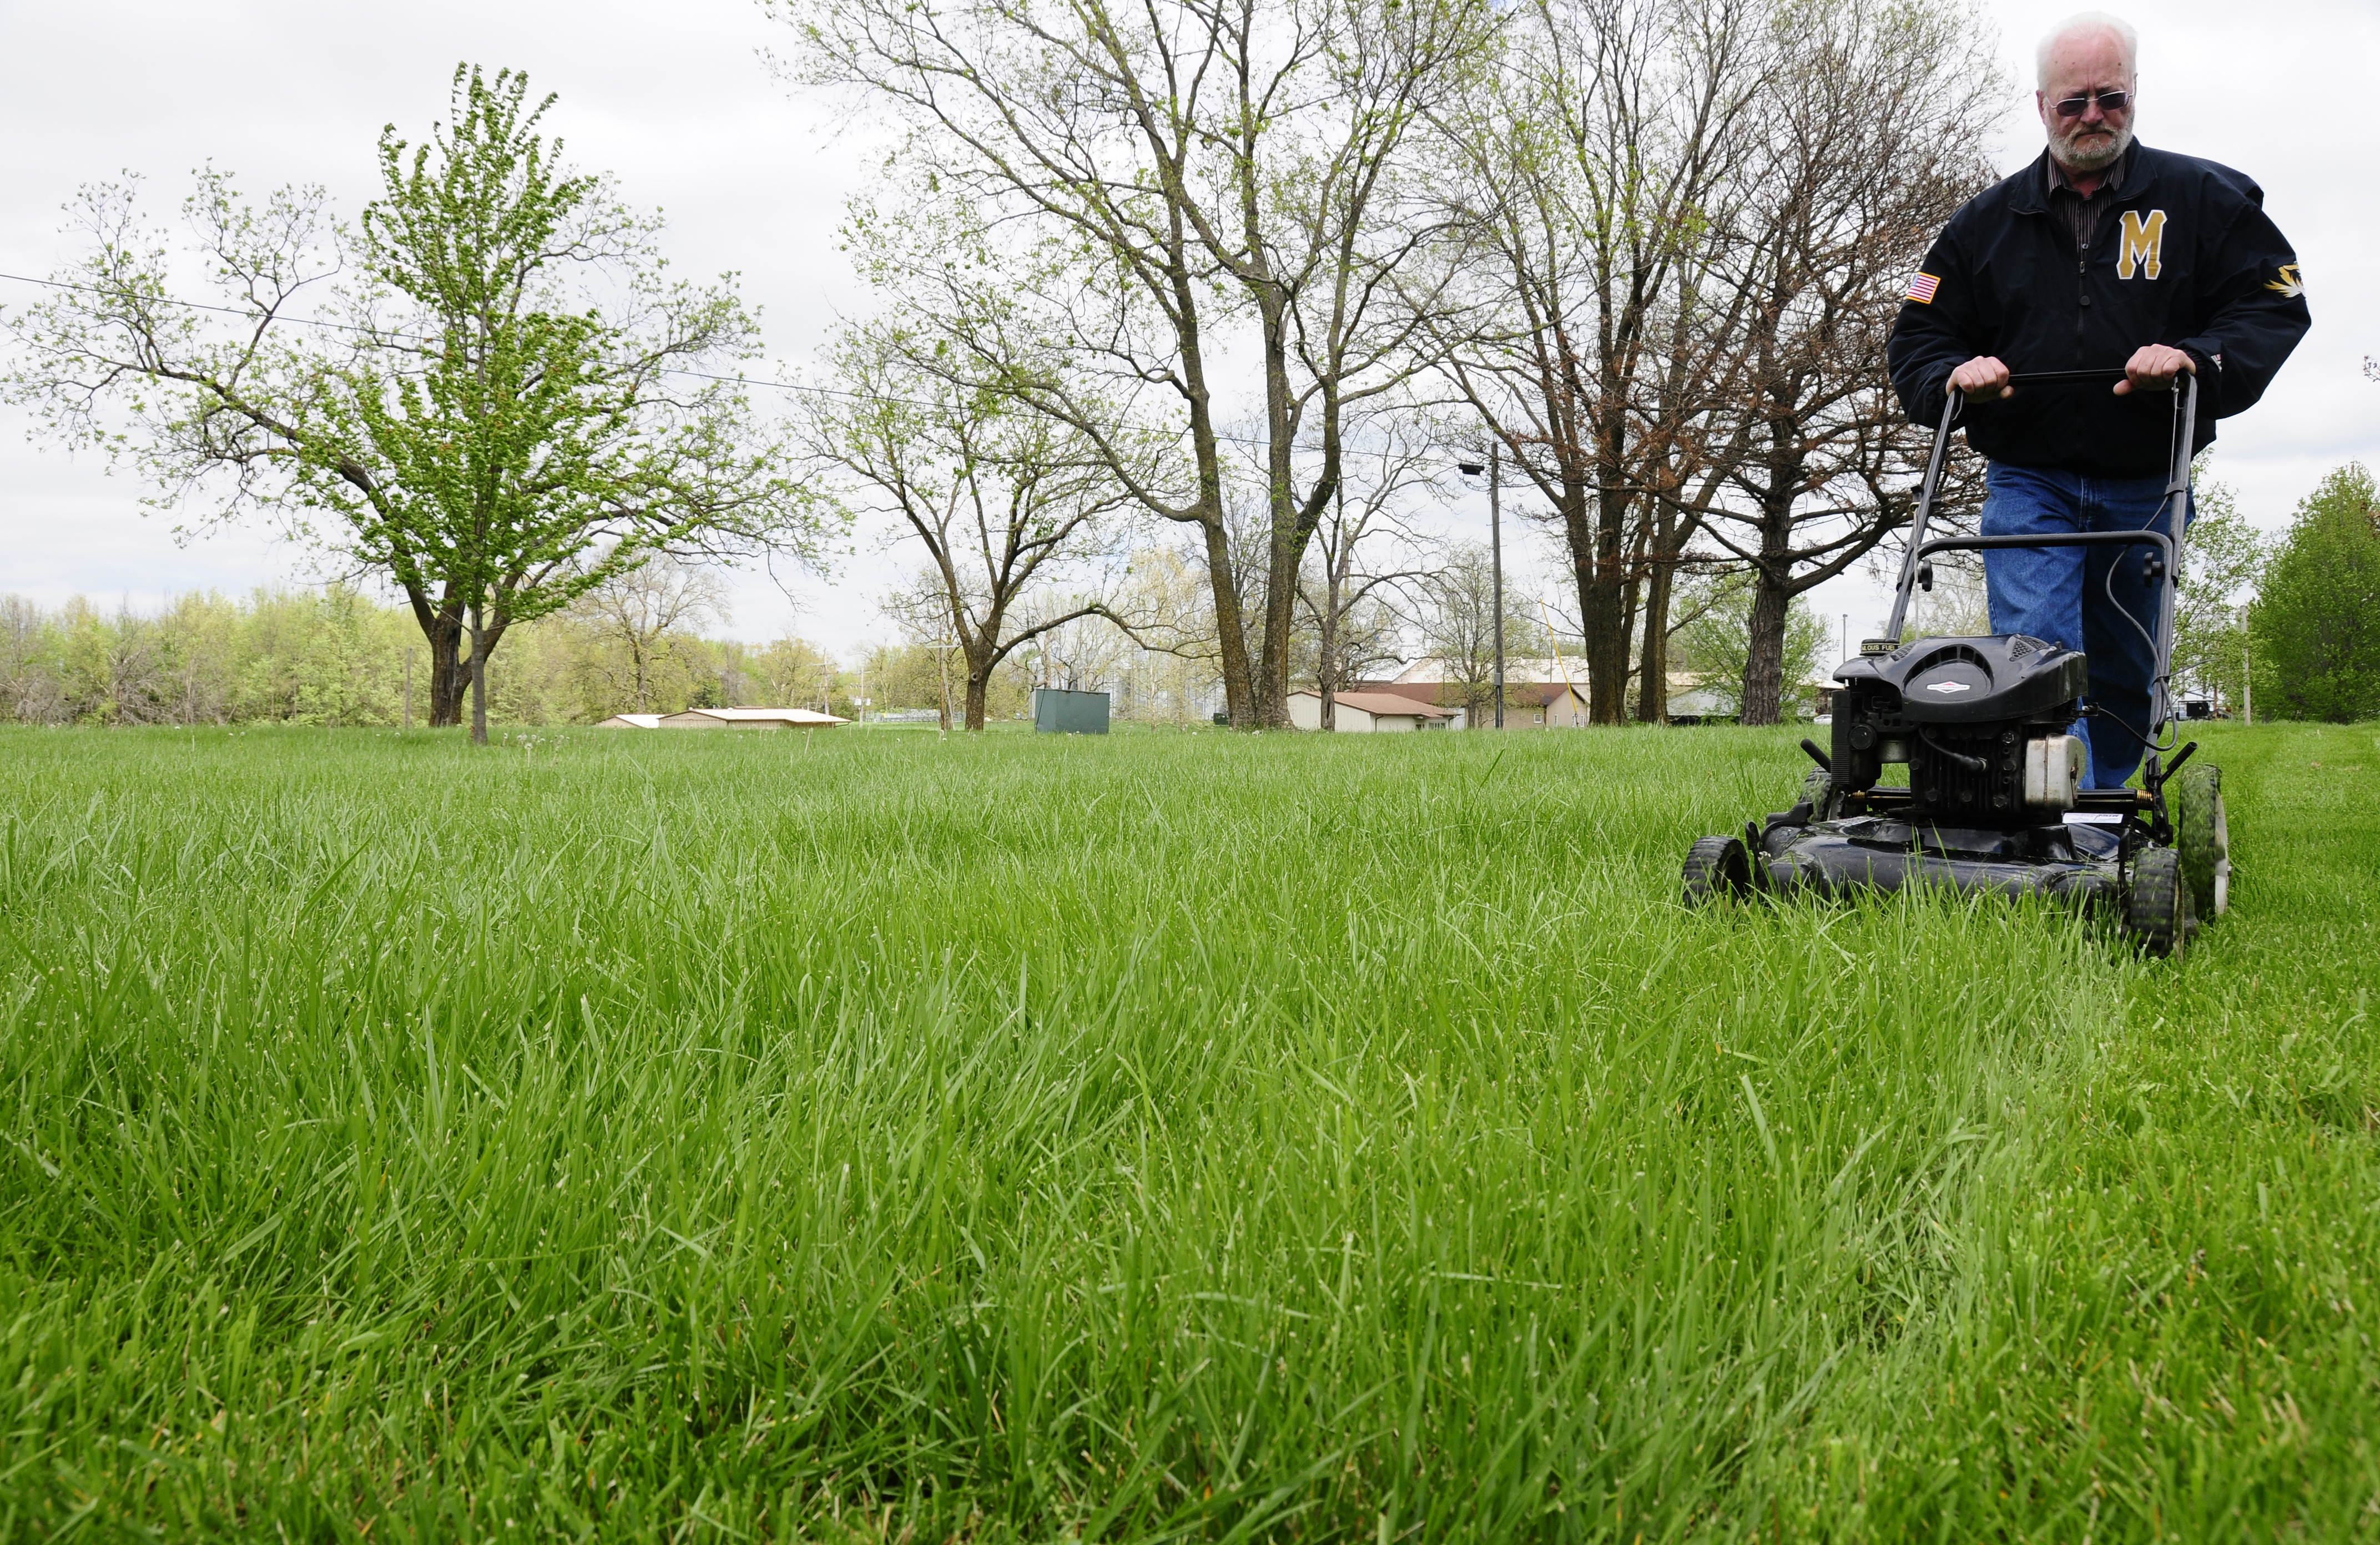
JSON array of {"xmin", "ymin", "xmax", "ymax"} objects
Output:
[{"xmin": 655, "ymin": 707, "xmax": 848, "ymax": 728}]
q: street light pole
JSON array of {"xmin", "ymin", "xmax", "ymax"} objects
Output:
[{"xmin": 1490, "ymin": 442, "xmax": 1505, "ymax": 730}]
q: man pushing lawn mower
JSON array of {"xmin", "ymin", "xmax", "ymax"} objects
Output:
[
  {"xmin": 1681, "ymin": 11, "xmax": 2310, "ymax": 955},
  {"xmin": 1888, "ymin": 9, "xmax": 2310, "ymax": 788}
]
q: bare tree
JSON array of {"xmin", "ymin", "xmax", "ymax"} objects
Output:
[
  {"xmin": 780, "ymin": 0, "xmax": 1490, "ymax": 728},
  {"xmin": 1687, "ymin": 0, "xmax": 1999, "ymax": 723},
  {"xmin": 1424, "ymin": 0, "xmax": 1764, "ymax": 724},
  {"xmin": 804, "ymin": 310, "xmax": 1133, "ymax": 732},
  {"xmin": 1418, "ymin": 542, "xmax": 1551, "ymax": 726},
  {"xmin": 570, "ymin": 551, "xmax": 729, "ymax": 713},
  {"xmin": 1298, "ymin": 416, "xmax": 1438, "ymax": 726}
]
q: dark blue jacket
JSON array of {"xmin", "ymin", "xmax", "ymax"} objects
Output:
[{"xmin": 1887, "ymin": 143, "xmax": 2310, "ymax": 478}]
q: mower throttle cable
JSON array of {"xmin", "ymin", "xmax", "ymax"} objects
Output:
[
  {"xmin": 2100, "ymin": 543, "xmax": 2180, "ymax": 748},
  {"xmin": 1917, "ymin": 726, "xmax": 1989, "ymax": 772},
  {"xmin": 2081, "ymin": 701, "xmax": 2177, "ymax": 756}
]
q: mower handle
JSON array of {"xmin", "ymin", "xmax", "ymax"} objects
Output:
[
  {"xmin": 1946, "ymin": 367, "xmax": 2179, "ymax": 387},
  {"xmin": 2000, "ymin": 367, "xmax": 2141, "ymax": 385},
  {"xmin": 1913, "ymin": 529, "xmax": 2177, "ymax": 561},
  {"xmin": 1883, "ymin": 366, "xmax": 2195, "ymax": 742}
]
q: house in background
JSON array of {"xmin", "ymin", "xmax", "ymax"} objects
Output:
[
  {"xmin": 1337, "ymin": 674, "xmax": 1588, "ymax": 729},
  {"xmin": 1509, "ymin": 680, "xmax": 1590, "ymax": 728},
  {"xmin": 1299, "ymin": 658, "xmax": 1838, "ymax": 730},
  {"xmin": 1665, "ymin": 669, "xmax": 1839, "ymax": 724},
  {"xmin": 1287, "ymin": 689, "xmax": 1451, "ymax": 732},
  {"xmin": 642, "ymin": 707, "xmax": 849, "ymax": 729},
  {"xmin": 598, "ymin": 713, "xmax": 664, "ymax": 729}
]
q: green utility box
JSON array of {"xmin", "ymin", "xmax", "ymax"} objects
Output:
[{"xmin": 1032, "ymin": 688, "xmax": 1111, "ymax": 735}]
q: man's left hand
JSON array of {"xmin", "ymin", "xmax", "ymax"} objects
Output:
[{"xmin": 2113, "ymin": 344, "xmax": 2197, "ymax": 395}]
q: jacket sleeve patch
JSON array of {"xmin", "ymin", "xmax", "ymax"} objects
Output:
[
  {"xmin": 1905, "ymin": 272, "xmax": 1941, "ymax": 304},
  {"xmin": 2265, "ymin": 263, "xmax": 2304, "ymax": 298}
]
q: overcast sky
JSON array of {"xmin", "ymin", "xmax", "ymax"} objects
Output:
[{"xmin": 3, "ymin": 0, "xmax": 2372, "ymax": 655}]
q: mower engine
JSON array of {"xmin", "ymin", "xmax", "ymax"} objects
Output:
[{"xmin": 1829, "ymin": 634, "xmax": 2088, "ymax": 822}]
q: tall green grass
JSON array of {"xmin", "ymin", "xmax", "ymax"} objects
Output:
[{"xmin": 0, "ymin": 721, "xmax": 2373, "ymax": 1539}]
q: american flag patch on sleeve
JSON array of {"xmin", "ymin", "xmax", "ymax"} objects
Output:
[{"xmin": 1905, "ymin": 272, "xmax": 1941, "ymax": 304}]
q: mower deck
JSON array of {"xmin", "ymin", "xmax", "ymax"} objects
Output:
[{"xmin": 1759, "ymin": 814, "xmax": 2122, "ymax": 905}]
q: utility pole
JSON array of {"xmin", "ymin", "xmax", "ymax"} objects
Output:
[
  {"xmin": 2241, "ymin": 604, "xmax": 2252, "ymax": 725},
  {"xmin": 1490, "ymin": 442, "xmax": 1505, "ymax": 730},
  {"xmin": 938, "ymin": 620, "xmax": 952, "ymax": 735}
]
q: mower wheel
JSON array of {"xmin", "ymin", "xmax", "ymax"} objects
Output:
[
  {"xmin": 1799, "ymin": 767, "xmax": 1841, "ymax": 821},
  {"xmin": 2125, "ymin": 846, "xmax": 2189, "ymax": 959},
  {"xmin": 2173, "ymin": 762, "xmax": 2229, "ymax": 920},
  {"xmin": 1683, "ymin": 835, "xmax": 1753, "ymax": 907}
]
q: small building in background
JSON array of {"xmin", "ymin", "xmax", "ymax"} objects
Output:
[
  {"xmin": 1665, "ymin": 675, "xmax": 1735, "ymax": 724},
  {"xmin": 598, "ymin": 713, "xmax": 664, "ymax": 729},
  {"xmin": 1505, "ymin": 680, "xmax": 1591, "ymax": 728},
  {"xmin": 1319, "ymin": 678, "xmax": 1586, "ymax": 729},
  {"xmin": 650, "ymin": 707, "xmax": 848, "ymax": 729},
  {"xmin": 1032, "ymin": 687, "xmax": 1111, "ymax": 734},
  {"xmin": 1287, "ymin": 689, "xmax": 1452, "ymax": 732}
]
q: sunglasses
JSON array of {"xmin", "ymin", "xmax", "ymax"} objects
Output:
[{"xmin": 2052, "ymin": 87, "xmax": 2131, "ymax": 117}]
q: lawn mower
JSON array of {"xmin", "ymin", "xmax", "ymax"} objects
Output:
[{"xmin": 1680, "ymin": 368, "xmax": 2229, "ymax": 957}]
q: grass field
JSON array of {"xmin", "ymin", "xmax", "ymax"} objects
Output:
[{"xmin": 1, "ymin": 720, "xmax": 2374, "ymax": 1541}]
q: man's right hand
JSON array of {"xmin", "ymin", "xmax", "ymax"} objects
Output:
[{"xmin": 1947, "ymin": 356, "xmax": 2014, "ymax": 401}]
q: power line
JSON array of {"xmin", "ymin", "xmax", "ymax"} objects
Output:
[
  {"xmin": 0, "ymin": 268, "xmax": 1340, "ymax": 455},
  {"xmin": 0, "ymin": 267, "xmax": 895, "ymax": 405}
]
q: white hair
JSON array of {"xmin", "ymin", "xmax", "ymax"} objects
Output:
[{"xmin": 2036, "ymin": 11, "xmax": 2139, "ymax": 87}]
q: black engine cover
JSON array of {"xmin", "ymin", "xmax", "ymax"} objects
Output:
[
  {"xmin": 1829, "ymin": 634, "xmax": 2088, "ymax": 825},
  {"xmin": 1841, "ymin": 635, "xmax": 2087, "ymax": 724}
]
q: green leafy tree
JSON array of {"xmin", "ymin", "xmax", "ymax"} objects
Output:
[
  {"xmin": 1673, "ymin": 568, "xmax": 1831, "ymax": 720},
  {"xmin": 3, "ymin": 66, "xmax": 826, "ymax": 743},
  {"xmin": 2174, "ymin": 473, "xmax": 2263, "ymax": 714},
  {"xmin": 2252, "ymin": 463, "xmax": 2380, "ymax": 722}
]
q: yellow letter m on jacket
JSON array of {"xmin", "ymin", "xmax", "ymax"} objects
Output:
[{"xmin": 2117, "ymin": 210, "xmax": 2167, "ymax": 280}]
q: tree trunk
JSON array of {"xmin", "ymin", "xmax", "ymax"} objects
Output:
[
  {"xmin": 1738, "ymin": 421, "xmax": 1805, "ymax": 726},
  {"xmin": 1582, "ymin": 480, "xmax": 1633, "ymax": 724},
  {"xmin": 467, "ymin": 605, "xmax": 489, "ymax": 745},
  {"xmin": 1250, "ymin": 297, "xmax": 1338, "ymax": 731},
  {"xmin": 1636, "ymin": 551, "xmax": 1675, "ymax": 723},
  {"xmin": 1318, "ymin": 569, "xmax": 1340, "ymax": 732},
  {"xmin": 1636, "ymin": 493, "xmax": 1696, "ymax": 723},
  {"xmin": 1740, "ymin": 560, "xmax": 1790, "ymax": 726},
  {"xmin": 1203, "ymin": 517, "xmax": 1257, "ymax": 728},
  {"xmin": 403, "ymin": 590, "xmax": 469, "ymax": 727},
  {"xmin": 962, "ymin": 657, "xmax": 990, "ymax": 733}
]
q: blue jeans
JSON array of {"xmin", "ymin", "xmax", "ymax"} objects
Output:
[{"xmin": 1980, "ymin": 462, "xmax": 2188, "ymax": 789}]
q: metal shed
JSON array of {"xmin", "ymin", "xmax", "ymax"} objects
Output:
[{"xmin": 1032, "ymin": 688, "xmax": 1111, "ymax": 734}]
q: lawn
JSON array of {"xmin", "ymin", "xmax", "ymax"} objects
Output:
[{"xmin": 0, "ymin": 720, "xmax": 2373, "ymax": 1541}]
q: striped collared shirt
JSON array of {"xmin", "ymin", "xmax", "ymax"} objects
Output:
[{"xmin": 2046, "ymin": 143, "xmax": 2135, "ymax": 260}]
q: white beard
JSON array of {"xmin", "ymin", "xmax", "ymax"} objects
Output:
[{"xmin": 2054, "ymin": 118, "xmax": 2134, "ymax": 174}]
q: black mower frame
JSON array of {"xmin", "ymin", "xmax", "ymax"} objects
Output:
[
  {"xmin": 1838, "ymin": 366, "xmax": 2203, "ymax": 847},
  {"xmin": 1684, "ymin": 361, "xmax": 2227, "ymax": 956}
]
